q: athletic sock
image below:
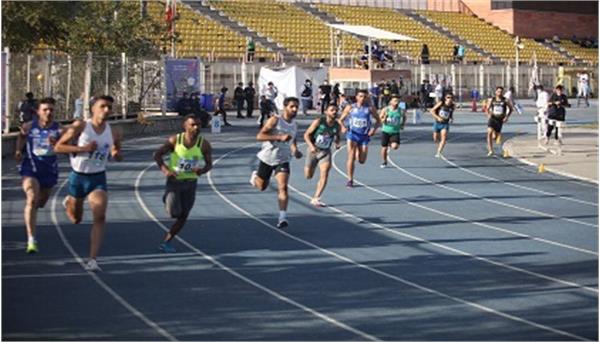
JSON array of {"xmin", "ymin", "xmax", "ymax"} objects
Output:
[
  {"xmin": 28, "ymin": 236, "xmax": 36, "ymax": 244},
  {"xmin": 279, "ymin": 210, "xmax": 287, "ymax": 222}
]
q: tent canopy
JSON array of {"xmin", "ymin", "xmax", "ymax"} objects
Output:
[{"xmin": 327, "ymin": 24, "xmax": 417, "ymax": 41}]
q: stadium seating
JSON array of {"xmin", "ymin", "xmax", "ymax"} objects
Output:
[
  {"xmin": 147, "ymin": 1, "xmax": 275, "ymax": 60},
  {"xmin": 317, "ymin": 4, "xmax": 485, "ymax": 63},
  {"xmin": 208, "ymin": 0, "xmax": 363, "ymax": 60},
  {"xmin": 556, "ymin": 41, "xmax": 598, "ymax": 65},
  {"xmin": 418, "ymin": 11, "xmax": 569, "ymax": 64}
]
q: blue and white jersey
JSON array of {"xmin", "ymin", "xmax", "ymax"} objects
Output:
[
  {"xmin": 348, "ymin": 104, "xmax": 372, "ymax": 135},
  {"xmin": 21, "ymin": 119, "xmax": 60, "ymax": 172}
]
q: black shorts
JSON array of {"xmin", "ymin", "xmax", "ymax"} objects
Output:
[
  {"xmin": 257, "ymin": 161, "xmax": 290, "ymax": 185},
  {"xmin": 381, "ymin": 132, "xmax": 400, "ymax": 147},
  {"xmin": 488, "ymin": 116, "xmax": 504, "ymax": 133},
  {"xmin": 163, "ymin": 178, "xmax": 197, "ymax": 219}
]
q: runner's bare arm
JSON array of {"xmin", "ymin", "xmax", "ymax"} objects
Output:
[
  {"xmin": 14, "ymin": 121, "xmax": 32, "ymax": 162},
  {"xmin": 485, "ymin": 99, "xmax": 493, "ymax": 118},
  {"xmin": 379, "ymin": 108, "xmax": 387, "ymax": 123},
  {"xmin": 338, "ymin": 104, "xmax": 351, "ymax": 132},
  {"xmin": 53, "ymin": 120, "xmax": 96, "ymax": 154},
  {"xmin": 291, "ymin": 139, "xmax": 303, "ymax": 159},
  {"xmin": 430, "ymin": 101, "xmax": 443, "ymax": 121},
  {"xmin": 504, "ymin": 101, "xmax": 514, "ymax": 122},
  {"xmin": 303, "ymin": 119, "xmax": 321, "ymax": 152},
  {"xmin": 196, "ymin": 139, "xmax": 213, "ymax": 176},
  {"xmin": 368, "ymin": 107, "xmax": 381, "ymax": 136},
  {"xmin": 256, "ymin": 116, "xmax": 289, "ymax": 142},
  {"xmin": 154, "ymin": 135, "xmax": 177, "ymax": 177}
]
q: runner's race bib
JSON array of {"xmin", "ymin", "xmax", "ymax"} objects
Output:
[
  {"xmin": 351, "ymin": 117, "xmax": 368, "ymax": 129},
  {"xmin": 88, "ymin": 144, "xmax": 110, "ymax": 167},
  {"xmin": 315, "ymin": 133, "xmax": 333, "ymax": 149},
  {"xmin": 439, "ymin": 109, "xmax": 450, "ymax": 119},
  {"xmin": 386, "ymin": 116, "xmax": 400, "ymax": 125},
  {"xmin": 493, "ymin": 105, "xmax": 505, "ymax": 116},
  {"xmin": 176, "ymin": 158, "xmax": 199, "ymax": 173},
  {"xmin": 32, "ymin": 130, "xmax": 56, "ymax": 157}
]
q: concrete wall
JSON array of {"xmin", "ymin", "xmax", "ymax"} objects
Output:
[{"xmin": 2, "ymin": 116, "xmax": 183, "ymax": 159}]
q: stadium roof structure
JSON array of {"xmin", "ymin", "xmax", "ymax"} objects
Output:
[{"xmin": 327, "ymin": 24, "xmax": 417, "ymax": 42}]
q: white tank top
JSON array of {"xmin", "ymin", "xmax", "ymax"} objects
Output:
[
  {"xmin": 70, "ymin": 120, "xmax": 114, "ymax": 174},
  {"xmin": 257, "ymin": 115, "xmax": 297, "ymax": 166}
]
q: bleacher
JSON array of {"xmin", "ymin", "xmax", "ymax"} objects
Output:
[
  {"xmin": 418, "ymin": 11, "xmax": 569, "ymax": 64},
  {"xmin": 148, "ymin": 1, "xmax": 275, "ymax": 60},
  {"xmin": 317, "ymin": 4, "xmax": 484, "ymax": 63},
  {"xmin": 556, "ymin": 40, "xmax": 598, "ymax": 65},
  {"xmin": 208, "ymin": 0, "xmax": 363, "ymax": 60}
]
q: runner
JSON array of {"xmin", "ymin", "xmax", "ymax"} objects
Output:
[
  {"xmin": 430, "ymin": 93, "xmax": 455, "ymax": 158},
  {"xmin": 249, "ymin": 97, "xmax": 302, "ymax": 229},
  {"xmin": 303, "ymin": 104, "xmax": 341, "ymax": 207},
  {"xmin": 338, "ymin": 89, "xmax": 381, "ymax": 188},
  {"xmin": 380, "ymin": 94, "xmax": 406, "ymax": 167},
  {"xmin": 54, "ymin": 95, "xmax": 123, "ymax": 271},
  {"xmin": 153, "ymin": 114, "xmax": 212, "ymax": 253},
  {"xmin": 485, "ymin": 86, "xmax": 513, "ymax": 156},
  {"xmin": 15, "ymin": 97, "xmax": 62, "ymax": 253}
]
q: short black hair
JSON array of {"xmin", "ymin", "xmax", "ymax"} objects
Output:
[
  {"xmin": 556, "ymin": 85, "xmax": 564, "ymax": 90},
  {"xmin": 326, "ymin": 103, "xmax": 338, "ymax": 110},
  {"xmin": 496, "ymin": 86, "xmax": 504, "ymax": 91},
  {"xmin": 283, "ymin": 97, "xmax": 299, "ymax": 106},
  {"xmin": 182, "ymin": 114, "xmax": 198, "ymax": 123},
  {"xmin": 356, "ymin": 89, "xmax": 369, "ymax": 95},
  {"xmin": 25, "ymin": 92, "xmax": 34, "ymax": 99},
  {"xmin": 38, "ymin": 97, "xmax": 56, "ymax": 106},
  {"xmin": 89, "ymin": 95, "xmax": 114, "ymax": 108},
  {"xmin": 391, "ymin": 94, "xmax": 401, "ymax": 99}
]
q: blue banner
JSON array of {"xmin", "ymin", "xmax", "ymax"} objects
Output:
[{"xmin": 165, "ymin": 58, "xmax": 200, "ymax": 111}]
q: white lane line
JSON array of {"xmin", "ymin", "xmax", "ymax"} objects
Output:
[
  {"xmin": 50, "ymin": 180, "xmax": 177, "ymax": 341},
  {"xmin": 135, "ymin": 157, "xmax": 380, "ymax": 342},
  {"xmin": 3, "ymin": 272, "xmax": 88, "ymax": 279},
  {"xmin": 329, "ymin": 147, "xmax": 597, "ymax": 257},
  {"xmin": 386, "ymin": 155, "xmax": 597, "ymax": 228},
  {"xmin": 440, "ymin": 154, "xmax": 598, "ymax": 207},
  {"xmin": 207, "ymin": 144, "xmax": 589, "ymax": 341}
]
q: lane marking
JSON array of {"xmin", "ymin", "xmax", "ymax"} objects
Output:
[
  {"xmin": 134, "ymin": 154, "xmax": 379, "ymax": 342},
  {"xmin": 51, "ymin": 179, "xmax": 177, "ymax": 341},
  {"xmin": 206, "ymin": 144, "xmax": 589, "ymax": 340}
]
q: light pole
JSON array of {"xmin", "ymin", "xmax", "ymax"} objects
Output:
[{"xmin": 515, "ymin": 36, "xmax": 524, "ymax": 97}]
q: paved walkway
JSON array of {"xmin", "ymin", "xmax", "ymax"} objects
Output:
[{"xmin": 503, "ymin": 127, "xmax": 599, "ymax": 183}]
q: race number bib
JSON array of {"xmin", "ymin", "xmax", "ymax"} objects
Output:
[
  {"xmin": 175, "ymin": 158, "xmax": 198, "ymax": 173},
  {"xmin": 351, "ymin": 117, "xmax": 368, "ymax": 129},
  {"xmin": 386, "ymin": 116, "xmax": 400, "ymax": 125},
  {"xmin": 493, "ymin": 105, "xmax": 504, "ymax": 116},
  {"xmin": 315, "ymin": 133, "xmax": 333, "ymax": 150},
  {"xmin": 88, "ymin": 144, "xmax": 110, "ymax": 167},
  {"xmin": 439, "ymin": 110, "xmax": 450, "ymax": 119},
  {"xmin": 32, "ymin": 131, "xmax": 54, "ymax": 157}
]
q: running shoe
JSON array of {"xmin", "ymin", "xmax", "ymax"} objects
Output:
[
  {"xmin": 159, "ymin": 242, "xmax": 176, "ymax": 253},
  {"xmin": 310, "ymin": 198, "xmax": 326, "ymax": 207},
  {"xmin": 487, "ymin": 150, "xmax": 494, "ymax": 157},
  {"xmin": 276, "ymin": 219, "xmax": 289, "ymax": 229},
  {"xmin": 26, "ymin": 242, "xmax": 38, "ymax": 254},
  {"xmin": 84, "ymin": 259, "xmax": 102, "ymax": 272},
  {"xmin": 434, "ymin": 152, "xmax": 441, "ymax": 158},
  {"xmin": 346, "ymin": 180, "xmax": 353, "ymax": 188},
  {"xmin": 380, "ymin": 162, "xmax": 387, "ymax": 169},
  {"xmin": 249, "ymin": 170, "xmax": 258, "ymax": 186}
]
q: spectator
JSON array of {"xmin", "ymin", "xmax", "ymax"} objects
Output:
[
  {"xmin": 457, "ymin": 45, "xmax": 465, "ymax": 62},
  {"xmin": 453, "ymin": 45, "xmax": 459, "ymax": 62},
  {"xmin": 381, "ymin": 81, "xmax": 392, "ymax": 107},
  {"xmin": 244, "ymin": 81, "xmax": 256, "ymax": 118},
  {"xmin": 318, "ymin": 80, "xmax": 332, "ymax": 115},
  {"xmin": 258, "ymin": 95, "xmax": 271, "ymax": 128},
  {"xmin": 577, "ymin": 72, "xmax": 590, "ymax": 107},
  {"xmin": 73, "ymin": 92, "xmax": 84, "ymax": 120},
  {"xmin": 434, "ymin": 82, "xmax": 444, "ymax": 104},
  {"xmin": 246, "ymin": 38, "xmax": 255, "ymax": 63},
  {"xmin": 369, "ymin": 83, "xmax": 381, "ymax": 109},
  {"xmin": 505, "ymin": 86, "xmax": 522, "ymax": 115},
  {"xmin": 338, "ymin": 94, "xmax": 349, "ymax": 112},
  {"xmin": 331, "ymin": 83, "xmax": 341, "ymax": 107},
  {"xmin": 545, "ymin": 85, "xmax": 570, "ymax": 144},
  {"xmin": 18, "ymin": 92, "xmax": 37, "ymax": 125},
  {"xmin": 390, "ymin": 79, "xmax": 399, "ymax": 95},
  {"xmin": 421, "ymin": 44, "xmax": 430, "ymax": 65},
  {"xmin": 234, "ymin": 82, "xmax": 245, "ymax": 118},
  {"xmin": 300, "ymin": 79, "xmax": 313, "ymax": 116},
  {"xmin": 214, "ymin": 87, "xmax": 231, "ymax": 127},
  {"xmin": 535, "ymin": 85, "xmax": 550, "ymax": 139},
  {"xmin": 420, "ymin": 80, "xmax": 431, "ymax": 110},
  {"xmin": 176, "ymin": 92, "xmax": 192, "ymax": 117},
  {"xmin": 262, "ymin": 81, "xmax": 278, "ymax": 115},
  {"xmin": 190, "ymin": 92, "xmax": 209, "ymax": 128}
]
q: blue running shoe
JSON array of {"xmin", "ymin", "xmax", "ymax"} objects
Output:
[{"xmin": 159, "ymin": 241, "xmax": 176, "ymax": 253}]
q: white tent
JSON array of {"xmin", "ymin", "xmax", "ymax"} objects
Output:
[
  {"xmin": 326, "ymin": 24, "xmax": 417, "ymax": 69},
  {"xmin": 258, "ymin": 66, "xmax": 328, "ymax": 110}
]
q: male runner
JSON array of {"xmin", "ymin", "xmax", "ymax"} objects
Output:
[
  {"xmin": 338, "ymin": 89, "xmax": 381, "ymax": 187},
  {"xmin": 153, "ymin": 114, "xmax": 212, "ymax": 252},
  {"xmin": 430, "ymin": 93, "xmax": 455, "ymax": 158},
  {"xmin": 54, "ymin": 95, "xmax": 123, "ymax": 271},
  {"xmin": 380, "ymin": 94, "xmax": 405, "ymax": 167},
  {"xmin": 249, "ymin": 97, "xmax": 302, "ymax": 229},
  {"xmin": 303, "ymin": 104, "xmax": 341, "ymax": 207},
  {"xmin": 15, "ymin": 97, "xmax": 62, "ymax": 253},
  {"xmin": 486, "ymin": 86, "xmax": 513, "ymax": 156}
]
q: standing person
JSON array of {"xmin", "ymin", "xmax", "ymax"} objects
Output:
[
  {"xmin": 303, "ymin": 104, "xmax": 341, "ymax": 207},
  {"xmin": 73, "ymin": 92, "xmax": 84, "ymax": 120},
  {"xmin": 246, "ymin": 38, "xmax": 255, "ymax": 63},
  {"xmin": 535, "ymin": 85, "xmax": 550, "ymax": 141},
  {"xmin": 54, "ymin": 95, "xmax": 123, "ymax": 271},
  {"xmin": 263, "ymin": 82, "xmax": 279, "ymax": 116},
  {"xmin": 153, "ymin": 115, "xmax": 212, "ymax": 253},
  {"xmin": 434, "ymin": 82, "xmax": 444, "ymax": 104},
  {"xmin": 244, "ymin": 81, "xmax": 256, "ymax": 118},
  {"xmin": 369, "ymin": 83, "xmax": 381, "ymax": 109},
  {"xmin": 390, "ymin": 80, "xmax": 399, "ymax": 95},
  {"xmin": 485, "ymin": 86, "xmax": 513, "ymax": 156},
  {"xmin": 214, "ymin": 87, "xmax": 231, "ymax": 127},
  {"xmin": 504, "ymin": 86, "xmax": 522, "ymax": 115},
  {"xmin": 18, "ymin": 92, "xmax": 38, "ymax": 125},
  {"xmin": 577, "ymin": 72, "xmax": 590, "ymax": 107},
  {"xmin": 15, "ymin": 97, "xmax": 62, "ymax": 253},
  {"xmin": 381, "ymin": 81, "xmax": 392, "ymax": 107},
  {"xmin": 258, "ymin": 95, "xmax": 272, "ymax": 128},
  {"xmin": 379, "ymin": 95, "xmax": 406, "ymax": 168},
  {"xmin": 420, "ymin": 80, "xmax": 430, "ymax": 110},
  {"xmin": 331, "ymin": 83, "xmax": 341, "ymax": 107},
  {"xmin": 545, "ymin": 85, "xmax": 570, "ymax": 145},
  {"xmin": 338, "ymin": 89, "xmax": 381, "ymax": 188},
  {"xmin": 420, "ymin": 44, "xmax": 430, "ymax": 65},
  {"xmin": 234, "ymin": 82, "xmax": 245, "ymax": 119},
  {"xmin": 249, "ymin": 97, "xmax": 303, "ymax": 229},
  {"xmin": 457, "ymin": 45, "xmax": 465, "ymax": 63},
  {"xmin": 318, "ymin": 80, "xmax": 332, "ymax": 115},
  {"xmin": 430, "ymin": 93, "xmax": 455, "ymax": 158},
  {"xmin": 300, "ymin": 79, "xmax": 313, "ymax": 116}
]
